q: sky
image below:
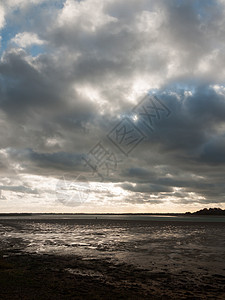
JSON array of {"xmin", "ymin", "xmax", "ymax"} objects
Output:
[{"xmin": 0, "ymin": 0, "xmax": 225, "ymax": 213}]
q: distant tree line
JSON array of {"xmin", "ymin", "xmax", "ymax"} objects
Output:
[{"xmin": 185, "ymin": 208, "xmax": 225, "ymax": 215}]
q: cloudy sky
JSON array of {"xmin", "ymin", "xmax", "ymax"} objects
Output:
[{"xmin": 0, "ymin": 0, "xmax": 225, "ymax": 213}]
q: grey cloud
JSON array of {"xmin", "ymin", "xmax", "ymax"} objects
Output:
[
  {"xmin": 200, "ymin": 135, "xmax": 225, "ymax": 165},
  {"xmin": 0, "ymin": 185, "xmax": 38, "ymax": 194},
  {"xmin": 7, "ymin": 148, "xmax": 86, "ymax": 175},
  {"xmin": 121, "ymin": 182, "xmax": 173, "ymax": 193}
]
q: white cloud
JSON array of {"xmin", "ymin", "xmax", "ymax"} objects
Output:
[
  {"xmin": 11, "ymin": 32, "xmax": 46, "ymax": 48},
  {"xmin": 58, "ymin": 0, "xmax": 117, "ymax": 30},
  {"xmin": 0, "ymin": 4, "xmax": 5, "ymax": 30}
]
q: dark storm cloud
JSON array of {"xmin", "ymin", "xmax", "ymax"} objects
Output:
[
  {"xmin": 114, "ymin": 84, "xmax": 225, "ymax": 204},
  {"xmin": 199, "ymin": 136, "xmax": 225, "ymax": 165},
  {"xmin": 0, "ymin": 49, "xmax": 63, "ymax": 119},
  {"xmin": 121, "ymin": 167, "xmax": 155, "ymax": 181},
  {"xmin": 7, "ymin": 148, "xmax": 86, "ymax": 175}
]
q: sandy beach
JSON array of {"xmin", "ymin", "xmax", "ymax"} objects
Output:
[{"xmin": 0, "ymin": 217, "xmax": 225, "ymax": 299}]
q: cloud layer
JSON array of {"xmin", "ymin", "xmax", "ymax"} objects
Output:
[{"xmin": 0, "ymin": 0, "xmax": 225, "ymax": 212}]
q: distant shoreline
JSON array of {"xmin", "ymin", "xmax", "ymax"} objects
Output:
[
  {"xmin": 1, "ymin": 209, "xmax": 225, "ymax": 216},
  {"xmin": 0, "ymin": 212, "xmax": 184, "ymax": 216}
]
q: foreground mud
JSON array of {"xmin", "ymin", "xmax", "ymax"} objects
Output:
[{"xmin": 1, "ymin": 249, "xmax": 225, "ymax": 300}]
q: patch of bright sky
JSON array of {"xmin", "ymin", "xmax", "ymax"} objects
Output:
[
  {"xmin": 0, "ymin": 20, "xmax": 18, "ymax": 56},
  {"xmin": 0, "ymin": 0, "xmax": 65, "ymax": 58}
]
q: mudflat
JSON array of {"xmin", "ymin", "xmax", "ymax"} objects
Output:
[{"xmin": 0, "ymin": 217, "xmax": 225, "ymax": 299}]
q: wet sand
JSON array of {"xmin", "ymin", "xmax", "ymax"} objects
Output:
[{"xmin": 0, "ymin": 218, "xmax": 225, "ymax": 299}]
